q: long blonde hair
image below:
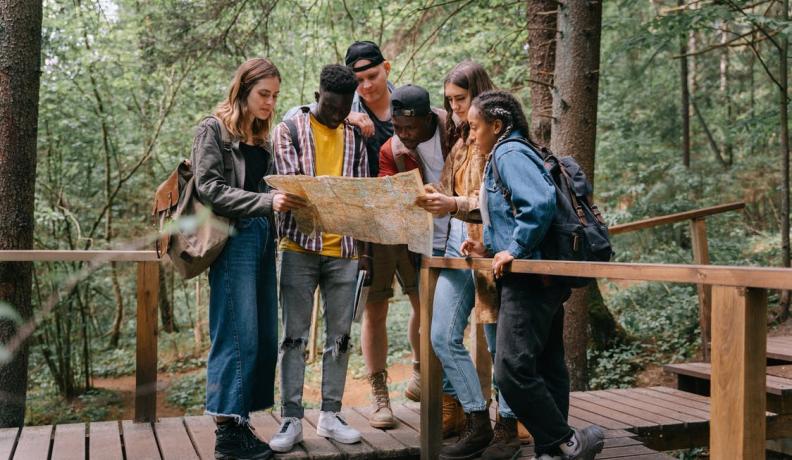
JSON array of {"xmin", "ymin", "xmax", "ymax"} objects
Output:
[{"xmin": 214, "ymin": 58, "xmax": 281, "ymax": 145}]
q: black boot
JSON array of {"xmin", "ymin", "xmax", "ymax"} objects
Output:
[
  {"xmin": 439, "ymin": 410, "xmax": 494, "ymax": 460},
  {"xmin": 481, "ymin": 416, "xmax": 521, "ymax": 459},
  {"xmin": 214, "ymin": 421, "xmax": 274, "ymax": 460}
]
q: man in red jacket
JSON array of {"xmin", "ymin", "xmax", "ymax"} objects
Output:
[{"xmin": 365, "ymin": 84, "xmax": 451, "ymax": 429}]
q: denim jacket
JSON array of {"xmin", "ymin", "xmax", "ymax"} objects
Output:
[{"xmin": 482, "ymin": 131, "xmax": 556, "ymax": 259}]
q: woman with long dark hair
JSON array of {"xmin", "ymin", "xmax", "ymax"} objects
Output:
[
  {"xmin": 461, "ymin": 90, "xmax": 604, "ymax": 460},
  {"xmin": 192, "ymin": 58, "xmax": 305, "ymax": 460}
]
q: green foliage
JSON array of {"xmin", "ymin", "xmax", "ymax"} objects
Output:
[
  {"xmin": 166, "ymin": 371, "xmax": 206, "ymax": 416},
  {"xmin": 589, "ymin": 341, "xmax": 648, "ymax": 390}
]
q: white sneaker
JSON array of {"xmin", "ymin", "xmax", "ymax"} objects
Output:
[
  {"xmin": 269, "ymin": 417, "xmax": 303, "ymax": 452},
  {"xmin": 531, "ymin": 455, "xmax": 562, "ymax": 460},
  {"xmin": 316, "ymin": 411, "xmax": 361, "ymax": 444}
]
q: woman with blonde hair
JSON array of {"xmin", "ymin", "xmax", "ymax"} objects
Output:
[{"xmin": 192, "ymin": 57, "xmax": 305, "ymax": 460}]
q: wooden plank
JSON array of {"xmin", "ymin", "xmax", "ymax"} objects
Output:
[
  {"xmin": 271, "ymin": 412, "xmax": 339, "ymax": 459},
  {"xmin": 51, "ymin": 423, "xmax": 86, "ymax": 460},
  {"xmin": 576, "ymin": 391, "xmax": 681, "ymax": 426},
  {"xmin": 570, "ymin": 396, "xmax": 655, "ymax": 428},
  {"xmin": 0, "ymin": 250, "xmax": 159, "ymax": 262},
  {"xmin": 599, "ymin": 389, "xmax": 704, "ymax": 424},
  {"xmin": 0, "ymin": 427, "xmax": 20, "ymax": 460},
  {"xmin": 352, "ymin": 406, "xmax": 420, "ymax": 453},
  {"xmin": 89, "ymin": 421, "xmax": 123, "ymax": 460},
  {"xmin": 303, "ymin": 410, "xmax": 374, "ymax": 459},
  {"xmin": 423, "ymin": 257, "xmax": 792, "ymax": 291},
  {"xmin": 419, "ymin": 266, "xmax": 441, "ymax": 460},
  {"xmin": 567, "ymin": 405, "xmax": 629, "ymax": 430},
  {"xmin": 121, "ymin": 420, "xmax": 161, "ymax": 460},
  {"xmin": 341, "ymin": 407, "xmax": 410, "ymax": 458},
  {"xmin": 666, "ymin": 362, "xmax": 792, "ymax": 396},
  {"xmin": 136, "ymin": 261, "xmax": 160, "ymax": 422},
  {"xmin": 183, "ymin": 416, "xmax": 217, "ymax": 460},
  {"xmin": 154, "ymin": 418, "xmax": 198, "ymax": 460},
  {"xmin": 13, "ymin": 425, "xmax": 52, "ymax": 459},
  {"xmin": 608, "ymin": 202, "xmax": 745, "ymax": 235},
  {"xmin": 690, "ymin": 218, "xmax": 713, "ymax": 362},
  {"xmin": 249, "ymin": 413, "xmax": 306, "ymax": 458},
  {"xmin": 710, "ymin": 286, "xmax": 767, "ymax": 460},
  {"xmin": 626, "ymin": 388, "xmax": 711, "ymax": 419}
]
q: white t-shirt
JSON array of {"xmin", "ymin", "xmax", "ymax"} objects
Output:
[{"xmin": 416, "ymin": 129, "xmax": 450, "ymax": 252}]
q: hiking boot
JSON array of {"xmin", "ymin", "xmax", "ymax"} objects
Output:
[
  {"xmin": 560, "ymin": 426, "xmax": 605, "ymax": 460},
  {"xmin": 481, "ymin": 416, "xmax": 521, "ymax": 459},
  {"xmin": 405, "ymin": 363, "xmax": 421, "ymax": 402},
  {"xmin": 317, "ymin": 411, "xmax": 361, "ymax": 444},
  {"xmin": 442, "ymin": 393, "xmax": 465, "ymax": 439},
  {"xmin": 367, "ymin": 369, "xmax": 396, "ymax": 429},
  {"xmin": 439, "ymin": 410, "xmax": 494, "ymax": 459},
  {"xmin": 269, "ymin": 417, "xmax": 303, "ymax": 453},
  {"xmin": 214, "ymin": 421, "xmax": 273, "ymax": 460}
]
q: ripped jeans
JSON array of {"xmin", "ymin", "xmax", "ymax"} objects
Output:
[{"xmin": 278, "ymin": 250, "xmax": 357, "ymax": 418}]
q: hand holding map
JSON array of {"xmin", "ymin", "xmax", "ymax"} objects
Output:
[{"xmin": 265, "ymin": 169, "xmax": 433, "ymax": 256}]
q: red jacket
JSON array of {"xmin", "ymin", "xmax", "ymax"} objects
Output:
[{"xmin": 378, "ymin": 109, "xmax": 449, "ymax": 180}]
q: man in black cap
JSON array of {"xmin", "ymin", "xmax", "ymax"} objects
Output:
[{"xmin": 364, "ymin": 83, "xmax": 451, "ymax": 430}]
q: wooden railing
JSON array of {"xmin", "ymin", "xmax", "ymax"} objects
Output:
[
  {"xmin": 418, "ymin": 257, "xmax": 792, "ymax": 459},
  {"xmin": 0, "ymin": 250, "xmax": 160, "ymax": 423},
  {"xmin": 610, "ymin": 201, "xmax": 745, "ymax": 361}
]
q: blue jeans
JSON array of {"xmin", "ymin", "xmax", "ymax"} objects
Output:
[
  {"xmin": 206, "ymin": 217, "xmax": 278, "ymax": 422},
  {"xmin": 431, "ymin": 218, "xmax": 514, "ymax": 417}
]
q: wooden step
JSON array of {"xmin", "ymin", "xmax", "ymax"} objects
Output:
[
  {"xmin": 664, "ymin": 362, "xmax": 792, "ymax": 414},
  {"xmin": 768, "ymin": 336, "xmax": 792, "ymax": 363}
]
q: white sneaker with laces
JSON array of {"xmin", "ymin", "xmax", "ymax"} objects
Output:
[
  {"xmin": 269, "ymin": 417, "xmax": 303, "ymax": 452},
  {"xmin": 316, "ymin": 411, "xmax": 361, "ymax": 444}
]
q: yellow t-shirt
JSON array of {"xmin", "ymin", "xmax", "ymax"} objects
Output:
[{"xmin": 280, "ymin": 114, "xmax": 344, "ymax": 257}]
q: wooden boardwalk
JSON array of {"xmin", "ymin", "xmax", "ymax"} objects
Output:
[{"xmin": 0, "ymin": 401, "xmax": 675, "ymax": 460}]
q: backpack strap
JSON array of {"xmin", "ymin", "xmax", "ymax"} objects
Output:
[
  {"xmin": 284, "ymin": 117, "xmax": 301, "ymax": 158},
  {"xmin": 352, "ymin": 128, "xmax": 364, "ymax": 177},
  {"xmin": 394, "ymin": 153, "xmax": 407, "ymax": 173},
  {"xmin": 489, "ymin": 137, "xmax": 544, "ymax": 213},
  {"xmin": 210, "ymin": 116, "xmax": 234, "ymax": 178}
]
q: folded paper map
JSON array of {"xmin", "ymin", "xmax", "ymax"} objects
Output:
[{"xmin": 265, "ymin": 169, "xmax": 433, "ymax": 256}]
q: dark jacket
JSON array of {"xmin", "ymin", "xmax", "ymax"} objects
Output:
[{"xmin": 191, "ymin": 116, "xmax": 275, "ymax": 219}]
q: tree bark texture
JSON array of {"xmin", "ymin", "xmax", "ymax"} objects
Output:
[
  {"xmin": 550, "ymin": 0, "xmax": 602, "ymax": 391},
  {"xmin": 679, "ymin": 0, "xmax": 690, "ymax": 168},
  {"xmin": 0, "ymin": 0, "xmax": 43, "ymax": 427},
  {"xmin": 527, "ymin": 0, "xmax": 557, "ymax": 147},
  {"xmin": 780, "ymin": 0, "xmax": 790, "ymax": 311}
]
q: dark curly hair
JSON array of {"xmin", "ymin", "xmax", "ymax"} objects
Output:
[
  {"xmin": 320, "ymin": 64, "xmax": 359, "ymax": 94},
  {"xmin": 443, "ymin": 60, "xmax": 496, "ymax": 146},
  {"xmin": 471, "ymin": 90, "xmax": 532, "ymax": 145}
]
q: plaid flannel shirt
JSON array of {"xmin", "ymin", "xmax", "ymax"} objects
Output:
[{"xmin": 272, "ymin": 108, "xmax": 369, "ymax": 258}]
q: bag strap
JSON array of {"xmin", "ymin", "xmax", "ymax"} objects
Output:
[
  {"xmin": 284, "ymin": 118, "xmax": 301, "ymax": 158},
  {"xmin": 352, "ymin": 128, "xmax": 364, "ymax": 176}
]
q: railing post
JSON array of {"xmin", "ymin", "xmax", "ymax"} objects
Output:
[
  {"xmin": 419, "ymin": 264, "xmax": 441, "ymax": 460},
  {"xmin": 690, "ymin": 217, "xmax": 712, "ymax": 361},
  {"xmin": 135, "ymin": 261, "xmax": 159, "ymax": 423},
  {"xmin": 710, "ymin": 285, "xmax": 767, "ymax": 459}
]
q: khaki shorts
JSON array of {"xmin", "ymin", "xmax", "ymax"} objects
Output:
[{"xmin": 368, "ymin": 243, "xmax": 419, "ymax": 303}]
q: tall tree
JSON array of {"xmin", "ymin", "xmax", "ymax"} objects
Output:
[
  {"xmin": 780, "ymin": 0, "xmax": 790, "ymax": 314},
  {"xmin": 551, "ymin": 0, "xmax": 602, "ymax": 391},
  {"xmin": 0, "ymin": 0, "xmax": 43, "ymax": 427},
  {"xmin": 527, "ymin": 0, "xmax": 557, "ymax": 147},
  {"xmin": 679, "ymin": 0, "xmax": 691, "ymax": 168}
]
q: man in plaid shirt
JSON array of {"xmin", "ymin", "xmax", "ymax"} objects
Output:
[{"xmin": 269, "ymin": 64, "xmax": 369, "ymax": 453}]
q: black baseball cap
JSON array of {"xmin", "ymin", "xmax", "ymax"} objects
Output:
[
  {"xmin": 345, "ymin": 41, "xmax": 385, "ymax": 72},
  {"xmin": 391, "ymin": 84, "xmax": 431, "ymax": 117}
]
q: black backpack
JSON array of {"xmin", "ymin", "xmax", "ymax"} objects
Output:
[{"xmin": 490, "ymin": 138, "xmax": 613, "ymax": 287}]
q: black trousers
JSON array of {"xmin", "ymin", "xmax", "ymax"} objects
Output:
[{"xmin": 494, "ymin": 273, "xmax": 573, "ymax": 454}]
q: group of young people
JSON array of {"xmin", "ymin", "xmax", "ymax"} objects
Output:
[{"xmin": 191, "ymin": 40, "xmax": 605, "ymax": 460}]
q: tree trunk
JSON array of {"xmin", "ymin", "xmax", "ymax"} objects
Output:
[
  {"xmin": 550, "ymin": 0, "xmax": 602, "ymax": 391},
  {"xmin": 0, "ymin": 0, "xmax": 43, "ymax": 427},
  {"xmin": 527, "ymin": 0, "xmax": 557, "ymax": 147},
  {"xmin": 719, "ymin": 21, "xmax": 733, "ymax": 166},
  {"xmin": 780, "ymin": 0, "xmax": 790, "ymax": 315},
  {"xmin": 679, "ymin": 0, "xmax": 690, "ymax": 168},
  {"xmin": 160, "ymin": 266, "xmax": 177, "ymax": 333}
]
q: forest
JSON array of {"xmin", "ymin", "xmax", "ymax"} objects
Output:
[{"xmin": 0, "ymin": 0, "xmax": 790, "ymax": 458}]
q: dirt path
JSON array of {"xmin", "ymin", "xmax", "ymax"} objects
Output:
[{"xmin": 92, "ymin": 372, "xmax": 187, "ymax": 419}]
